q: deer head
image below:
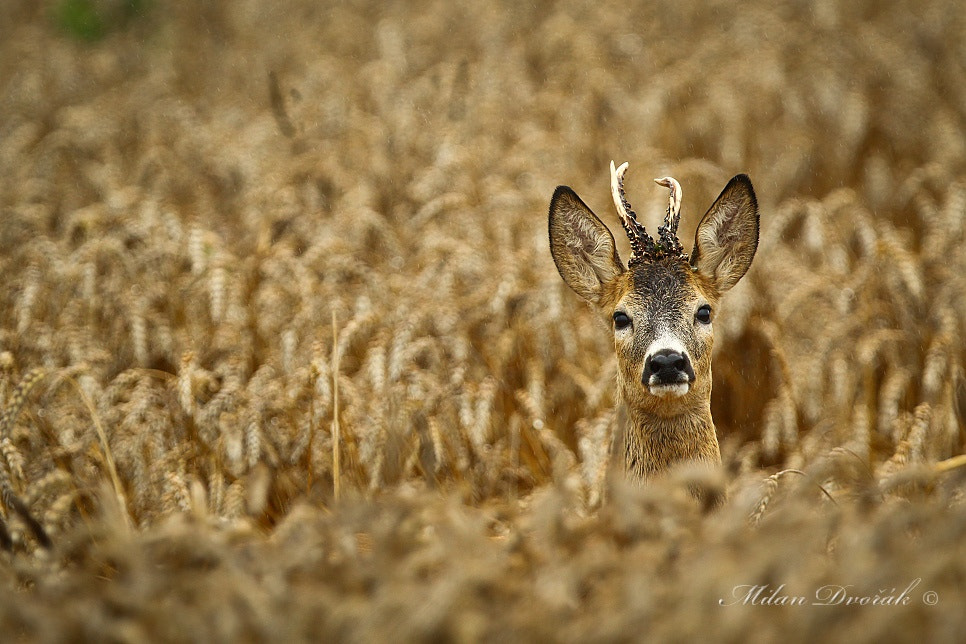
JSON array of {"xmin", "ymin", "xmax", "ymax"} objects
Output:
[{"xmin": 549, "ymin": 162, "xmax": 759, "ymax": 476}]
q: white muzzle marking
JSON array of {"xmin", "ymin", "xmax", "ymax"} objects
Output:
[{"xmin": 647, "ymin": 382, "xmax": 690, "ymax": 398}]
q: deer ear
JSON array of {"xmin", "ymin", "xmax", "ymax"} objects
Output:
[
  {"xmin": 690, "ymin": 174, "xmax": 759, "ymax": 293},
  {"xmin": 549, "ymin": 186, "xmax": 624, "ymax": 305}
]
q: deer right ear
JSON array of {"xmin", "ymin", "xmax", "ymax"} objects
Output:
[
  {"xmin": 690, "ymin": 174, "xmax": 759, "ymax": 294},
  {"xmin": 549, "ymin": 186, "xmax": 624, "ymax": 305}
]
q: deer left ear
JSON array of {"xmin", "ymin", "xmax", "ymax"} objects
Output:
[
  {"xmin": 690, "ymin": 174, "xmax": 759, "ymax": 293},
  {"xmin": 549, "ymin": 186, "xmax": 624, "ymax": 306}
]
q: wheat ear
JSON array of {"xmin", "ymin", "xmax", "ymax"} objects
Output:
[{"xmin": 0, "ymin": 368, "xmax": 52, "ymax": 549}]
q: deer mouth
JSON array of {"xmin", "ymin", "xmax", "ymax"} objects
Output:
[{"xmin": 647, "ymin": 382, "xmax": 690, "ymax": 398}]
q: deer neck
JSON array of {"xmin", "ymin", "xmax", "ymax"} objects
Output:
[{"xmin": 620, "ymin": 399, "xmax": 721, "ymax": 480}]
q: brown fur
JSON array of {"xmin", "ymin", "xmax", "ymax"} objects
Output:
[{"xmin": 549, "ymin": 173, "xmax": 759, "ymax": 480}]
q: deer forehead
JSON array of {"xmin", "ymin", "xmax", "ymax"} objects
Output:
[{"xmin": 613, "ymin": 260, "xmax": 714, "ymax": 316}]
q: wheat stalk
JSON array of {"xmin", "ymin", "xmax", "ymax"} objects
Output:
[
  {"xmin": 66, "ymin": 375, "xmax": 132, "ymax": 532},
  {"xmin": 332, "ymin": 310, "xmax": 341, "ymax": 501}
]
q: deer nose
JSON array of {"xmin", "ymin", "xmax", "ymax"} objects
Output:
[{"xmin": 643, "ymin": 350, "xmax": 695, "ymax": 385}]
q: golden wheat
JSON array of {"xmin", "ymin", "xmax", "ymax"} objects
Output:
[{"xmin": 0, "ymin": 0, "xmax": 964, "ymax": 640}]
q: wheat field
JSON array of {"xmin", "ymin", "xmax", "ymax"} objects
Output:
[{"xmin": 1, "ymin": 0, "xmax": 965, "ymax": 641}]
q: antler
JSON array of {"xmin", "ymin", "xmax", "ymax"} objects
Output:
[
  {"xmin": 654, "ymin": 176, "xmax": 682, "ymax": 234},
  {"xmin": 610, "ymin": 162, "xmax": 688, "ymax": 265},
  {"xmin": 610, "ymin": 161, "xmax": 654, "ymax": 264}
]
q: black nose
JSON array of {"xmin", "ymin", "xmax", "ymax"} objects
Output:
[{"xmin": 643, "ymin": 350, "xmax": 695, "ymax": 384}]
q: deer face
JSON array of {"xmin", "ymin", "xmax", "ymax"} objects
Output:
[
  {"xmin": 607, "ymin": 258, "xmax": 719, "ymax": 416},
  {"xmin": 549, "ymin": 165, "xmax": 759, "ymax": 417}
]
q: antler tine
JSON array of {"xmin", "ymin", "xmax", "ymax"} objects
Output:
[
  {"xmin": 654, "ymin": 176, "xmax": 682, "ymax": 233},
  {"xmin": 610, "ymin": 161, "xmax": 635, "ymax": 233}
]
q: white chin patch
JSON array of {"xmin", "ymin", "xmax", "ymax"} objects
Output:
[{"xmin": 648, "ymin": 383, "xmax": 690, "ymax": 398}]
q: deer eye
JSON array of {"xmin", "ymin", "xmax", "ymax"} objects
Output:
[
  {"xmin": 613, "ymin": 311, "xmax": 632, "ymax": 330},
  {"xmin": 695, "ymin": 304, "xmax": 712, "ymax": 325}
]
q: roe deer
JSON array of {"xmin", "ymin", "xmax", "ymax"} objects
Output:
[{"xmin": 549, "ymin": 162, "xmax": 759, "ymax": 480}]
